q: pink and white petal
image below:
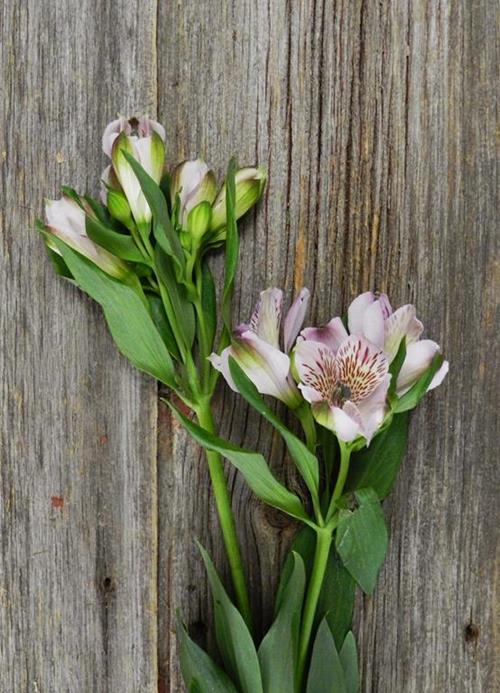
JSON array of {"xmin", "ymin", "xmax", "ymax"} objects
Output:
[
  {"xmin": 335, "ymin": 336, "xmax": 389, "ymax": 401},
  {"xmin": 250, "ymin": 288, "xmax": 283, "ymax": 348},
  {"xmin": 300, "ymin": 317, "xmax": 348, "ymax": 353},
  {"xmin": 102, "ymin": 117, "xmax": 128, "ymax": 157},
  {"xmin": 355, "ymin": 374, "xmax": 390, "ymax": 442},
  {"xmin": 298, "ymin": 383, "xmax": 325, "ymax": 404},
  {"xmin": 378, "ymin": 293, "xmax": 393, "ymax": 319},
  {"xmin": 232, "ymin": 332, "xmax": 300, "ymax": 407},
  {"xmin": 396, "ymin": 339, "xmax": 441, "ymax": 394},
  {"xmin": 283, "ymin": 288, "xmax": 310, "ymax": 353},
  {"xmin": 328, "ymin": 404, "xmax": 362, "ymax": 442},
  {"xmin": 362, "ymin": 300, "xmax": 386, "ymax": 348},
  {"xmin": 385, "ymin": 305, "xmax": 424, "ymax": 360},
  {"xmin": 294, "ymin": 339, "xmax": 337, "ymax": 400},
  {"xmin": 428, "ymin": 360, "xmax": 449, "ymax": 391},
  {"xmin": 208, "ymin": 347, "xmax": 237, "ymax": 391},
  {"xmin": 347, "ymin": 291, "xmax": 375, "ymax": 335}
]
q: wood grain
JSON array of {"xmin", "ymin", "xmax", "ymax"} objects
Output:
[
  {"xmin": 0, "ymin": 1, "xmax": 159, "ymax": 691},
  {"xmin": 1, "ymin": 0, "xmax": 498, "ymax": 691}
]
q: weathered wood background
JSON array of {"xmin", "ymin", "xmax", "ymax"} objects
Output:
[{"xmin": 1, "ymin": 1, "xmax": 498, "ymax": 691}]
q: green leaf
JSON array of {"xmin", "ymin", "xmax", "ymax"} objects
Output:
[
  {"xmin": 53, "ymin": 238, "xmax": 176, "ymax": 387},
  {"xmin": 388, "ymin": 337, "xmax": 406, "ymax": 400},
  {"xmin": 155, "ymin": 245, "xmax": 196, "ymax": 351},
  {"xmin": 228, "ymin": 358, "xmax": 320, "ymax": 503},
  {"xmin": 198, "ymin": 545, "xmax": 263, "ymax": 693},
  {"xmin": 339, "ymin": 632, "xmax": 359, "ymax": 693},
  {"xmin": 345, "ymin": 413, "xmax": 409, "ymax": 500},
  {"xmin": 177, "ymin": 615, "xmax": 238, "ymax": 693},
  {"xmin": 168, "ymin": 402, "xmax": 312, "ymax": 524},
  {"xmin": 258, "ymin": 552, "xmax": 306, "ymax": 693},
  {"xmin": 200, "ymin": 261, "xmax": 217, "ymax": 352},
  {"xmin": 146, "ymin": 293, "xmax": 181, "ymax": 360},
  {"xmin": 122, "ymin": 151, "xmax": 184, "ymax": 270},
  {"xmin": 85, "ymin": 215, "xmax": 146, "ymax": 264},
  {"xmin": 394, "ymin": 353, "xmax": 444, "ymax": 413},
  {"xmin": 83, "ymin": 194, "xmax": 113, "ymax": 225},
  {"xmin": 222, "ymin": 158, "xmax": 239, "ymax": 330},
  {"xmin": 318, "ymin": 546, "xmax": 356, "ymax": 651},
  {"xmin": 335, "ymin": 488, "xmax": 388, "ymax": 595},
  {"xmin": 306, "ymin": 619, "xmax": 346, "ymax": 693}
]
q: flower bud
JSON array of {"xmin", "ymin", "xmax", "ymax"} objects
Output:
[
  {"xmin": 106, "ymin": 188, "xmax": 134, "ymax": 230},
  {"xmin": 170, "ymin": 159, "xmax": 217, "ymax": 228},
  {"xmin": 105, "ymin": 116, "xmax": 166, "ymax": 226},
  {"xmin": 44, "ymin": 195, "xmax": 128, "ymax": 280},
  {"xmin": 187, "ymin": 201, "xmax": 212, "ymax": 245},
  {"xmin": 210, "ymin": 167, "xmax": 266, "ymax": 232}
]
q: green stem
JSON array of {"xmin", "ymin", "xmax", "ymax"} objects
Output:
[
  {"xmin": 194, "ymin": 399, "xmax": 253, "ymax": 632},
  {"xmin": 296, "ymin": 527, "xmax": 333, "ymax": 688},
  {"xmin": 295, "ymin": 402, "xmax": 317, "ymax": 453},
  {"xmin": 326, "ymin": 442, "xmax": 352, "ymax": 523}
]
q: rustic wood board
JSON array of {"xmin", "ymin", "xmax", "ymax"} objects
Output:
[{"xmin": 1, "ymin": 1, "xmax": 498, "ymax": 691}]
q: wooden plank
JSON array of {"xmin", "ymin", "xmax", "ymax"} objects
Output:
[
  {"xmin": 157, "ymin": 1, "xmax": 498, "ymax": 691},
  {"xmin": 0, "ymin": 1, "xmax": 159, "ymax": 691}
]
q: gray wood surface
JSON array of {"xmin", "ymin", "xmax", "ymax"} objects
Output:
[{"xmin": 1, "ymin": 1, "xmax": 498, "ymax": 691}]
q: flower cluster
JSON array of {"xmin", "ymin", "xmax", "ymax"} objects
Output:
[{"xmin": 212, "ymin": 288, "xmax": 448, "ymax": 444}]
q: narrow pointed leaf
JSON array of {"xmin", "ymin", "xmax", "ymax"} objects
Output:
[
  {"xmin": 388, "ymin": 337, "xmax": 407, "ymax": 400},
  {"xmin": 306, "ymin": 619, "xmax": 347, "ymax": 693},
  {"xmin": 198, "ymin": 545, "xmax": 263, "ymax": 693},
  {"xmin": 155, "ymin": 245, "xmax": 196, "ymax": 350},
  {"xmin": 168, "ymin": 403, "xmax": 311, "ymax": 523},
  {"xmin": 200, "ymin": 261, "xmax": 217, "ymax": 352},
  {"xmin": 258, "ymin": 552, "xmax": 306, "ymax": 693},
  {"xmin": 177, "ymin": 616, "xmax": 238, "ymax": 693},
  {"xmin": 335, "ymin": 488, "xmax": 388, "ymax": 595},
  {"xmin": 339, "ymin": 632, "xmax": 359, "ymax": 693},
  {"xmin": 147, "ymin": 293, "xmax": 181, "ymax": 360},
  {"xmin": 228, "ymin": 358, "xmax": 320, "ymax": 503},
  {"xmin": 52, "ymin": 238, "xmax": 176, "ymax": 387},
  {"xmin": 85, "ymin": 216, "xmax": 146, "ymax": 263}
]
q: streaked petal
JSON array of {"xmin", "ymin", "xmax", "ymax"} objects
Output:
[
  {"xmin": 347, "ymin": 291, "xmax": 375, "ymax": 334},
  {"xmin": 355, "ymin": 374, "xmax": 390, "ymax": 442},
  {"xmin": 294, "ymin": 339, "xmax": 337, "ymax": 402},
  {"xmin": 283, "ymin": 288, "xmax": 310, "ymax": 352},
  {"xmin": 378, "ymin": 293, "xmax": 393, "ymax": 319},
  {"xmin": 385, "ymin": 304, "xmax": 424, "ymax": 360},
  {"xmin": 300, "ymin": 317, "xmax": 348, "ymax": 353},
  {"xmin": 250, "ymin": 288, "xmax": 283, "ymax": 348},
  {"xmin": 396, "ymin": 339, "xmax": 441, "ymax": 394},
  {"xmin": 335, "ymin": 336, "xmax": 389, "ymax": 402}
]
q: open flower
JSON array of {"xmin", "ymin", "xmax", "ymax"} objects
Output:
[
  {"xmin": 302, "ymin": 292, "xmax": 448, "ymax": 396},
  {"xmin": 170, "ymin": 159, "xmax": 217, "ymax": 229},
  {"xmin": 44, "ymin": 196, "xmax": 127, "ymax": 279},
  {"xmin": 102, "ymin": 116, "xmax": 166, "ymax": 227},
  {"xmin": 294, "ymin": 336, "xmax": 390, "ymax": 442},
  {"xmin": 209, "ymin": 287, "xmax": 310, "ymax": 408}
]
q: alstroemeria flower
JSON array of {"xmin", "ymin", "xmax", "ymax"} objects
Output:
[
  {"xmin": 102, "ymin": 116, "xmax": 166, "ymax": 227},
  {"xmin": 209, "ymin": 287, "xmax": 310, "ymax": 408},
  {"xmin": 170, "ymin": 159, "xmax": 217, "ymax": 229},
  {"xmin": 44, "ymin": 196, "xmax": 127, "ymax": 279},
  {"xmin": 294, "ymin": 336, "xmax": 390, "ymax": 442},
  {"xmin": 302, "ymin": 291, "xmax": 448, "ymax": 396}
]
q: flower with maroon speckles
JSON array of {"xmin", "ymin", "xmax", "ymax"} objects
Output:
[
  {"xmin": 209, "ymin": 287, "xmax": 310, "ymax": 408},
  {"xmin": 294, "ymin": 335, "xmax": 390, "ymax": 442}
]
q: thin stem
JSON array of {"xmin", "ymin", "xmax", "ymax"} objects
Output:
[
  {"xmin": 326, "ymin": 442, "xmax": 352, "ymax": 522},
  {"xmin": 295, "ymin": 402, "xmax": 317, "ymax": 453},
  {"xmin": 194, "ymin": 399, "xmax": 253, "ymax": 632},
  {"xmin": 296, "ymin": 527, "xmax": 333, "ymax": 688}
]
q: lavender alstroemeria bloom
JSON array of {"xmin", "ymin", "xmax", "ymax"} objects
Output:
[
  {"xmin": 45, "ymin": 196, "xmax": 127, "ymax": 279},
  {"xmin": 209, "ymin": 287, "xmax": 310, "ymax": 408},
  {"xmin": 295, "ymin": 335, "xmax": 390, "ymax": 443},
  {"xmin": 302, "ymin": 291, "xmax": 448, "ymax": 396},
  {"xmin": 102, "ymin": 116, "xmax": 166, "ymax": 227}
]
